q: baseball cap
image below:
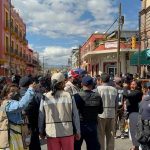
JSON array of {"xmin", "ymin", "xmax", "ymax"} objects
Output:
[
  {"xmin": 19, "ymin": 76, "xmax": 33, "ymax": 87},
  {"xmin": 82, "ymin": 75, "xmax": 93, "ymax": 86},
  {"xmin": 51, "ymin": 72, "xmax": 65, "ymax": 83},
  {"xmin": 68, "ymin": 70, "xmax": 79, "ymax": 78}
]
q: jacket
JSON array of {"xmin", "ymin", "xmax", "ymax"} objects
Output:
[
  {"xmin": 39, "ymin": 90, "xmax": 80, "ymax": 138},
  {"xmin": 97, "ymin": 83, "xmax": 117, "ymax": 118},
  {"xmin": 20, "ymin": 87, "xmax": 41, "ymax": 130},
  {"xmin": 123, "ymin": 89, "xmax": 143, "ymax": 114},
  {"xmin": 140, "ymin": 95, "xmax": 150, "ymax": 120},
  {"xmin": 0, "ymin": 87, "xmax": 35, "ymax": 148},
  {"xmin": 74, "ymin": 90, "xmax": 103, "ymax": 122}
]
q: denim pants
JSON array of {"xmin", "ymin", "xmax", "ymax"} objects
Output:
[{"xmin": 74, "ymin": 122, "xmax": 100, "ymax": 150}]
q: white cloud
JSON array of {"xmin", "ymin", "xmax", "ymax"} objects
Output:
[
  {"xmin": 12, "ymin": 0, "xmax": 118, "ymax": 38},
  {"xmin": 39, "ymin": 46, "xmax": 72, "ymax": 65},
  {"xmin": 11, "ymin": 0, "xmax": 137, "ymax": 66}
]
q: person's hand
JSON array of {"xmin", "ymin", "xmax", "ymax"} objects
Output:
[
  {"xmin": 39, "ymin": 133, "xmax": 45, "ymax": 140},
  {"xmin": 75, "ymin": 133, "xmax": 81, "ymax": 141},
  {"xmin": 29, "ymin": 82, "xmax": 37, "ymax": 89}
]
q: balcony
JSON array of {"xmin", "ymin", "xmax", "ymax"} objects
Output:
[{"xmin": 14, "ymin": 27, "xmax": 19, "ymax": 38}]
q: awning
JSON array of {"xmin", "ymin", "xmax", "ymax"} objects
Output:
[{"xmin": 130, "ymin": 49, "xmax": 150, "ymax": 66}]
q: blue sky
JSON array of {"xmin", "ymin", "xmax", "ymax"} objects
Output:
[{"xmin": 12, "ymin": 0, "xmax": 141, "ymax": 65}]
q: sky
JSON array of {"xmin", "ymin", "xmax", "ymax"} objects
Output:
[{"xmin": 12, "ymin": 0, "xmax": 141, "ymax": 66}]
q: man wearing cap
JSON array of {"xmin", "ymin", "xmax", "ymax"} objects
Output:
[
  {"xmin": 74, "ymin": 75, "xmax": 103, "ymax": 150},
  {"xmin": 38, "ymin": 72, "xmax": 80, "ymax": 150},
  {"xmin": 64, "ymin": 70, "xmax": 80, "ymax": 95},
  {"xmin": 97, "ymin": 73, "xmax": 117, "ymax": 150},
  {"xmin": 19, "ymin": 76, "xmax": 42, "ymax": 150}
]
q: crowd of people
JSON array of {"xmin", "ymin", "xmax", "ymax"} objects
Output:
[{"xmin": 0, "ymin": 69, "xmax": 150, "ymax": 150}]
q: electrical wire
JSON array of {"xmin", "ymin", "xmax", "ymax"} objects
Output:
[{"xmin": 104, "ymin": 18, "xmax": 118, "ymax": 34}]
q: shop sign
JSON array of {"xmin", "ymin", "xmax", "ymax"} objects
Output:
[{"xmin": 105, "ymin": 41, "xmax": 117, "ymax": 48}]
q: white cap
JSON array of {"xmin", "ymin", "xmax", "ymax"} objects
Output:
[{"xmin": 51, "ymin": 73, "xmax": 65, "ymax": 83}]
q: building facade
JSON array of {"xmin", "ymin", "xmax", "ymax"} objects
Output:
[
  {"xmin": 140, "ymin": 0, "xmax": 150, "ymax": 77},
  {"xmin": 81, "ymin": 32, "xmax": 139, "ymax": 77},
  {"xmin": 0, "ymin": 0, "xmax": 40, "ymax": 76},
  {"xmin": 70, "ymin": 48, "xmax": 79, "ymax": 69}
]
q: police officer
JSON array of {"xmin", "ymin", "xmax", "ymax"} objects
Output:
[
  {"xmin": 138, "ymin": 82, "xmax": 150, "ymax": 150},
  {"xmin": 74, "ymin": 75, "xmax": 103, "ymax": 150}
]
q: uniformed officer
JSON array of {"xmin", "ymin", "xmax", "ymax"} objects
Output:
[{"xmin": 74, "ymin": 75, "xmax": 103, "ymax": 150}]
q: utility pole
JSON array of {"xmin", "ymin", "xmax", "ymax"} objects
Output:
[
  {"xmin": 117, "ymin": 3, "xmax": 121, "ymax": 77},
  {"xmin": 138, "ymin": 13, "xmax": 141, "ymax": 78},
  {"xmin": 9, "ymin": 0, "xmax": 12, "ymax": 76}
]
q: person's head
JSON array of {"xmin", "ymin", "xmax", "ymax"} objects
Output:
[
  {"xmin": 101, "ymin": 73, "xmax": 110, "ymax": 83},
  {"xmin": 130, "ymin": 80, "xmax": 142, "ymax": 91},
  {"xmin": 81, "ymin": 75, "xmax": 94, "ymax": 90},
  {"xmin": 114, "ymin": 77, "xmax": 122, "ymax": 87},
  {"xmin": 1, "ymin": 84, "xmax": 19, "ymax": 100},
  {"xmin": 96, "ymin": 75, "xmax": 101, "ymax": 86},
  {"xmin": 0, "ymin": 76, "xmax": 6, "ymax": 85},
  {"xmin": 68, "ymin": 70, "xmax": 80, "ymax": 86},
  {"xmin": 19, "ymin": 76, "xmax": 33, "ymax": 88},
  {"xmin": 51, "ymin": 72, "xmax": 65, "ymax": 96}
]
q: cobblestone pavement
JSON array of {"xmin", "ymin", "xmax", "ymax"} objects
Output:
[{"xmin": 41, "ymin": 137, "xmax": 132, "ymax": 150}]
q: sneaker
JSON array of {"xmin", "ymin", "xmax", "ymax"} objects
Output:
[
  {"xmin": 114, "ymin": 136, "xmax": 117, "ymax": 139},
  {"xmin": 120, "ymin": 134, "xmax": 125, "ymax": 139}
]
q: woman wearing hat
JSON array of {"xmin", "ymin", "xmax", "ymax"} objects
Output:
[{"xmin": 39, "ymin": 72, "xmax": 80, "ymax": 150}]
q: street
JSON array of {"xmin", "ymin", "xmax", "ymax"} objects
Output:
[{"xmin": 41, "ymin": 138, "xmax": 132, "ymax": 150}]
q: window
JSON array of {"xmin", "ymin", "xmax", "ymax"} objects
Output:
[
  {"xmin": 11, "ymin": 18, "xmax": 14, "ymax": 31},
  {"xmin": 11, "ymin": 40, "xmax": 14, "ymax": 53},
  {"xmin": 5, "ymin": 36, "xmax": 9, "ymax": 52},
  {"xmin": 5, "ymin": 10, "xmax": 9, "ymax": 28},
  {"xmin": 16, "ymin": 44, "xmax": 18, "ymax": 54},
  {"xmin": 15, "ymin": 24, "xmax": 19, "ymax": 34}
]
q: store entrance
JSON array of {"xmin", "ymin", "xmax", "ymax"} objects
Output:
[{"xmin": 108, "ymin": 67, "xmax": 117, "ymax": 77}]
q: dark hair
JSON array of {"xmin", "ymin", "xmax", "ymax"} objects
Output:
[
  {"xmin": 131, "ymin": 80, "xmax": 142, "ymax": 91},
  {"xmin": 1, "ymin": 83, "xmax": 18, "ymax": 99},
  {"xmin": 51, "ymin": 80, "xmax": 64, "ymax": 96},
  {"xmin": 101, "ymin": 73, "xmax": 110, "ymax": 83}
]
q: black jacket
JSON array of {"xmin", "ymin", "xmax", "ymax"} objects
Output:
[
  {"xmin": 74, "ymin": 90, "xmax": 103, "ymax": 122},
  {"xmin": 20, "ymin": 87, "xmax": 42, "ymax": 130},
  {"xmin": 123, "ymin": 89, "xmax": 143, "ymax": 114}
]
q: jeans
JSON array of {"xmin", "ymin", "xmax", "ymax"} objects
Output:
[{"xmin": 74, "ymin": 122, "xmax": 100, "ymax": 150}]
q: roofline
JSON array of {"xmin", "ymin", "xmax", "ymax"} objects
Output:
[{"xmin": 81, "ymin": 33, "xmax": 106, "ymax": 48}]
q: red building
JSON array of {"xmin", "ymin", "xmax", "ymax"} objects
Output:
[
  {"xmin": 81, "ymin": 31, "xmax": 139, "ymax": 76},
  {"xmin": 0, "ymin": 0, "xmax": 40, "ymax": 76}
]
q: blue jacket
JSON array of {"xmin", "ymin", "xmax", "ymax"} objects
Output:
[{"xmin": 6, "ymin": 87, "xmax": 35, "ymax": 124}]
